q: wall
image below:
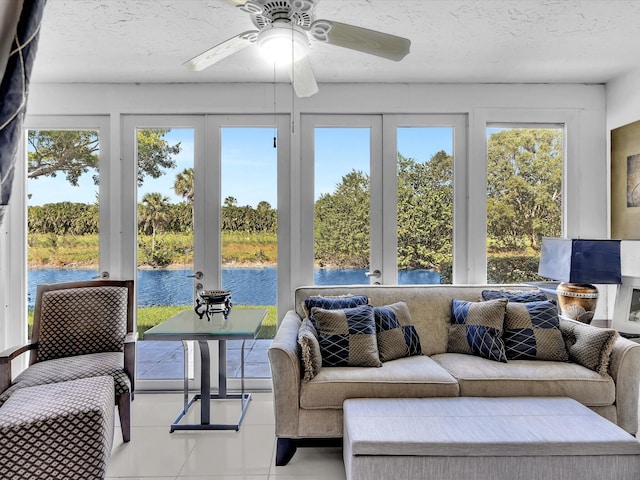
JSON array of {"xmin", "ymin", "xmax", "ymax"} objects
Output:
[{"xmin": 0, "ymin": 81, "xmax": 608, "ymax": 351}]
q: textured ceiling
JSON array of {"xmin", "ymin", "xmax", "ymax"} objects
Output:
[{"xmin": 31, "ymin": 0, "xmax": 640, "ymax": 85}]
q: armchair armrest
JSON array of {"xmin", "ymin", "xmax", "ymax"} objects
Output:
[
  {"xmin": 268, "ymin": 310, "xmax": 302, "ymax": 438},
  {"xmin": 123, "ymin": 332, "xmax": 138, "ymax": 395},
  {"xmin": 0, "ymin": 341, "xmax": 37, "ymax": 394}
]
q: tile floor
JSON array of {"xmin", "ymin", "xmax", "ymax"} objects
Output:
[{"xmin": 107, "ymin": 391, "xmax": 346, "ymax": 479}]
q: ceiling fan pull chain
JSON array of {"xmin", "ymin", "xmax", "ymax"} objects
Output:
[{"xmin": 273, "ymin": 62, "xmax": 277, "ymax": 148}]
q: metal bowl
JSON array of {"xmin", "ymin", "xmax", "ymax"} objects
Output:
[{"xmin": 198, "ymin": 289, "xmax": 231, "ymax": 304}]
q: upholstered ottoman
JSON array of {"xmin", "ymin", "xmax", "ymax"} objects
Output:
[
  {"xmin": 343, "ymin": 397, "xmax": 640, "ymax": 480},
  {"xmin": 0, "ymin": 376, "xmax": 115, "ymax": 480}
]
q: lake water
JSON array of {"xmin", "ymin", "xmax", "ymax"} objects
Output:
[{"xmin": 28, "ymin": 267, "xmax": 441, "ymax": 308}]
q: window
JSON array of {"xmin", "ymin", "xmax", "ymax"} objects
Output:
[{"xmin": 486, "ymin": 126, "xmax": 563, "ymax": 283}]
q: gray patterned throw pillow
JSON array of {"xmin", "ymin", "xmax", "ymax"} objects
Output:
[{"xmin": 297, "ymin": 318, "xmax": 322, "ymax": 381}]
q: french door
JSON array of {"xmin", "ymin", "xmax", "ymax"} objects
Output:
[
  {"xmin": 124, "ymin": 115, "xmax": 288, "ymax": 391},
  {"xmin": 301, "ymin": 114, "xmax": 466, "ymax": 286}
]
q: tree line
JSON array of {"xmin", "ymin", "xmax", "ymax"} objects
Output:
[{"xmin": 28, "ymin": 128, "xmax": 562, "ymax": 277}]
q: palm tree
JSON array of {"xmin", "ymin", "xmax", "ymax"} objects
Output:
[
  {"xmin": 174, "ymin": 168, "xmax": 194, "ymax": 230},
  {"xmin": 139, "ymin": 192, "xmax": 170, "ymax": 253}
]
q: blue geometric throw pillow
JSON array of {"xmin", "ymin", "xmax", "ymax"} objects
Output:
[
  {"xmin": 311, "ymin": 304, "xmax": 381, "ymax": 367},
  {"xmin": 448, "ymin": 298, "xmax": 508, "ymax": 363},
  {"xmin": 373, "ymin": 301, "xmax": 422, "ymax": 362},
  {"xmin": 503, "ymin": 300, "xmax": 568, "ymax": 361}
]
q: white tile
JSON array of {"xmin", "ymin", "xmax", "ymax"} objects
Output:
[
  {"xmin": 178, "ymin": 425, "xmax": 275, "ymax": 476},
  {"xmin": 177, "ymin": 476, "xmax": 268, "ymax": 479},
  {"xmin": 131, "ymin": 393, "xmax": 187, "ymax": 427},
  {"xmin": 271, "ymin": 447, "xmax": 346, "ymax": 479},
  {"xmin": 107, "ymin": 477, "xmax": 175, "ymax": 480},
  {"xmin": 108, "ymin": 426, "xmax": 197, "ymax": 478}
]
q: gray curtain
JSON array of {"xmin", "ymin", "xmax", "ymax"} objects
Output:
[{"xmin": 0, "ymin": 0, "xmax": 47, "ymax": 226}]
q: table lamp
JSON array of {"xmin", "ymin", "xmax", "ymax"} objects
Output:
[{"xmin": 538, "ymin": 237, "xmax": 621, "ymax": 323}]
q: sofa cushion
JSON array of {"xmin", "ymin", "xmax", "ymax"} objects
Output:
[
  {"xmin": 503, "ymin": 300, "xmax": 568, "ymax": 361},
  {"xmin": 300, "ymin": 355, "xmax": 459, "ymax": 409},
  {"xmin": 298, "ymin": 318, "xmax": 322, "ymax": 381},
  {"xmin": 561, "ymin": 320, "xmax": 618, "ymax": 376},
  {"xmin": 312, "ymin": 305, "xmax": 381, "ymax": 367},
  {"xmin": 433, "ymin": 352, "xmax": 615, "ymax": 406},
  {"xmin": 373, "ymin": 301, "xmax": 422, "ymax": 362},
  {"xmin": 302, "ymin": 295, "xmax": 369, "ymax": 318},
  {"xmin": 481, "ymin": 289, "xmax": 549, "ymax": 303},
  {"xmin": 448, "ymin": 298, "xmax": 508, "ymax": 363}
]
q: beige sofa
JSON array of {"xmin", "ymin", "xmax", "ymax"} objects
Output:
[{"xmin": 268, "ymin": 285, "xmax": 640, "ymax": 465}]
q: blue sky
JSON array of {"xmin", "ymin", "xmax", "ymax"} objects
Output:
[{"xmin": 28, "ymin": 127, "xmax": 453, "ymax": 207}]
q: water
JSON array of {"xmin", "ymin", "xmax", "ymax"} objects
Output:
[{"xmin": 28, "ymin": 267, "xmax": 441, "ymax": 308}]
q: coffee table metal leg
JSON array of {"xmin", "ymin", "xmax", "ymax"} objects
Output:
[
  {"xmin": 199, "ymin": 340, "xmax": 210, "ymax": 424},
  {"xmin": 169, "ymin": 337, "xmax": 251, "ymax": 432},
  {"xmin": 182, "ymin": 340, "xmax": 189, "ymax": 414},
  {"xmin": 219, "ymin": 339, "xmax": 227, "ymax": 398}
]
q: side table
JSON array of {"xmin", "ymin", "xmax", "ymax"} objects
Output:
[{"xmin": 143, "ymin": 308, "xmax": 267, "ymax": 431}]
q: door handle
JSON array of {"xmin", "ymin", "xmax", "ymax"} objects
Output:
[
  {"xmin": 187, "ymin": 271, "xmax": 203, "ymax": 280},
  {"xmin": 365, "ymin": 269, "xmax": 381, "ymax": 278}
]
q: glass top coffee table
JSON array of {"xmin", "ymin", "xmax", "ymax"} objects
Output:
[{"xmin": 143, "ymin": 308, "xmax": 267, "ymax": 432}]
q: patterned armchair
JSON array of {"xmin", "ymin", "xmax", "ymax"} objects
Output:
[{"xmin": 0, "ymin": 280, "xmax": 136, "ymax": 442}]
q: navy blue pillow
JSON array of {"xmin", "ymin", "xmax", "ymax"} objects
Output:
[
  {"xmin": 482, "ymin": 290, "xmax": 549, "ymax": 303},
  {"xmin": 303, "ymin": 295, "xmax": 369, "ymax": 318}
]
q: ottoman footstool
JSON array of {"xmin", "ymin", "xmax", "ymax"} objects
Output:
[
  {"xmin": 0, "ymin": 376, "xmax": 115, "ymax": 480},
  {"xmin": 343, "ymin": 397, "xmax": 640, "ymax": 480}
]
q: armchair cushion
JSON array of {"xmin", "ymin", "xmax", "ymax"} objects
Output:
[{"xmin": 0, "ymin": 352, "xmax": 129, "ymax": 407}]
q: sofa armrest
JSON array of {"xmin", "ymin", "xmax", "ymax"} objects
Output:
[
  {"xmin": 607, "ymin": 336, "xmax": 640, "ymax": 435},
  {"xmin": 268, "ymin": 310, "xmax": 302, "ymax": 438},
  {"xmin": 0, "ymin": 342, "xmax": 37, "ymax": 394}
]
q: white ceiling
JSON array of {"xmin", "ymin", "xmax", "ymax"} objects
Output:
[{"xmin": 32, "ymin": 0, "xmax": 640, "ymax": 86}]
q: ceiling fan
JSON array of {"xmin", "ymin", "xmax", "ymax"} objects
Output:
[{"xmin": 184, "ymin": 0, "xmax": 411, "ymax": 98}]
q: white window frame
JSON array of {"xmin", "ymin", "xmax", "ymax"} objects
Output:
[{"xmin": 471, "ymin": 109, "xmax": 578, "ymax": 283}]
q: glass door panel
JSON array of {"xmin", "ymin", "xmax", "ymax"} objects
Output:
[
  {"xmin": 220, "ymin": 127, "xmax": 278, "ymax": 379},
  {"xmin": 396, "ymin": 127, "xmax": 454, "ymax": 285},
  {"xmin": 313, "ymin": 127, "xmax": 372, "ymax": 285},
  {"xmin": 486, "ymin": 126, "xmax": 563, "ymax": 283},
  {"xmin": 27, "ymin": 128, "xmax": 100, "ymax": 337},
  {"xmin": 135, "ymin": 127, "xmax": 194, "ymax": 380}
]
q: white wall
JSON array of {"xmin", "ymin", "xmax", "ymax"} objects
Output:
[
  {"xmin": 607, "ymin": 67, "xmax": 640, "ymax": 133},
  {"xmin": 0, "ymin": 81, "xmax": 608, "ymax": 351}
]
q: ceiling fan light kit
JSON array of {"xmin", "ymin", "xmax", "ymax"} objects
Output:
[
  {"xmin": 184, "ymin": 0, "xmax": 411, "ymax": 97},
  {"xmin": 257, "ymin": 22, "xmax": 309, "ymax": 65}
]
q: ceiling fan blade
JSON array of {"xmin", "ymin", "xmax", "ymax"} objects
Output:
[
  {"xmin": 184, "ymin": 31, "xmax": 258, "ymax": 71},
  {"xmin": 287, "ymin": 56, "xmax": 319, "ymax": 98},
  {"xmin": 310, "ymin": 20, "xmax": 410, "ymax": 61}
]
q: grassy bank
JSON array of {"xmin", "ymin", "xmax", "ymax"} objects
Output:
[{"xmin": 29, "ymin": 232, "xmax": 277, "ymax": 268}]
